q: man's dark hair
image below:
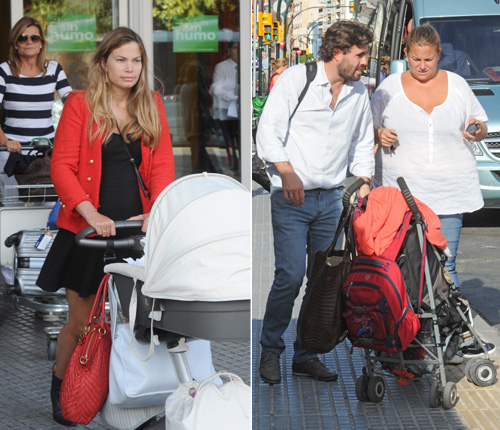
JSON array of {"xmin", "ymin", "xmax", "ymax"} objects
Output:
[{"xmin": 318, "ymin": 20, "xmax": 373, "ymax": 62}]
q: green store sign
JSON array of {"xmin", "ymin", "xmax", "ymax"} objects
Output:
[
  {"xmin": 47, "ymin": 14, "xmax": 96, "ymax": 52},
  {"xmin": 173, "ymin": 15, "xmax": 218, "ymax": 53}
]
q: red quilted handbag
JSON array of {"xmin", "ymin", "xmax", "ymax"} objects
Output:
[{"xmin": 60, "ymin": 274, "xmax": 111, "ymax": 425}]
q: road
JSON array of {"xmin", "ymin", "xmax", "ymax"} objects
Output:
[{"xmin": 460, "ymin": 208, "xmax": 500, "ymax": 333}]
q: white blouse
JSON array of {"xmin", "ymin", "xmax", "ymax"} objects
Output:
[{"xmin": 371, "ymin": 71, "xmax": 486, "ymax": 215}]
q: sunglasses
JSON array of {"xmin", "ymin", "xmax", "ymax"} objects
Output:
[{"xmin": 17, "ymin": 34, "xmax": 43, "ymax": 43}]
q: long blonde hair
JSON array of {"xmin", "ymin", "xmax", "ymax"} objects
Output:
[
  {"xmin": 8, "ymin": 16, "xmax": 47, "ymax": 78},
  {"xmin": 86, "ymin": 27, "xmax": 161, "ymax": 148}
]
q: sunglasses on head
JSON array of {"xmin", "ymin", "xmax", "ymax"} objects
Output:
[{"xmin": 17, "ymin": 34, "xmax": 43, "ymax": 43}]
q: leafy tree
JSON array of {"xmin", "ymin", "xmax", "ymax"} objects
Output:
[
  {"xmin": 25, "ymin": 0, "xmax": 112, "ymax": 34},
  {"xmin": 153, "ymin": 0, "xmax": 236, "ymax": 30}
]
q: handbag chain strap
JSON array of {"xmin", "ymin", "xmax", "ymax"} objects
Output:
[{"xmin": 114, "ymin": 119, "xmax": 150, "ymax": 200}]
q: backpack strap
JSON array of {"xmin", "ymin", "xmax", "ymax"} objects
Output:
[
  {"xmin": 290, "ymin": 61, "xmax": 318, "ymax": 121},
  {"xmin": 381, "ymin": 211, "xmax": 412, "ymax": 261}
]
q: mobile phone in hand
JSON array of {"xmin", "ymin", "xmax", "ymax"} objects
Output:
[{"xmin": 466, "ymin": 123, "xmax": 479, "ymax": 135}]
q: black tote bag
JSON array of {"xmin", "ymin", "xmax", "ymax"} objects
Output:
[{"xmin": 299, "ymin": 206, "xmax": 353, "ymax": 354}]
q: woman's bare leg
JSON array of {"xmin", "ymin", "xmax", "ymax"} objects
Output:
[{"xmin": 54, "ymin": 289, "xmax": 96, "ymax": 379}]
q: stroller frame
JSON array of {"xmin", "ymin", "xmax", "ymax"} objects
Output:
[{"xmin": 343, "ymin": 177, "xmax": 496, "ymax": 409}]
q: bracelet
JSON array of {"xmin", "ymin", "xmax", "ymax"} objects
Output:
[
  {"xmin": 83, "ymin": 208, "xmax": 97, "ymax": 220},
  {"xmin": 362, "ymin": 180, "xmax": 371, "ymax": 187}
]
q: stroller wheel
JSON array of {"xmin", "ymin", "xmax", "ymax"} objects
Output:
[
  {"xmin": 468, "ymin": 359, "xmax": 497, "ymax": 387},
  {"xmin": 442, "ymin": 382, "xmax": 458, "ymax": 409},
  {"xmin": 464, "ymin": 358, "xmax": 476, "ymax": 383},
  {"xmin": 429, "ymin": 380, "xmax": 440, "ymax": 408},
  {"xmin": 355, "ymin": 375, "xmax": 370, "ymax": 402},
  {"xmin": 47, "ymin": 338, "xmax": 57, "ymax": 361},
  {"xmin": 367, "ymin": 376, "xmax": 385, "ymax": 403}
]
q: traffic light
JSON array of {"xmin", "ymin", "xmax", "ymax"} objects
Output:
[
  {"xmin": 258, "ymin": 12, "xmax": 264, "ymax": 37},
  {"xmin": 278, "ymin": 22, "xmax": 284, "ymax": 43},
  {"xmin": 272, "ymin": 21, "xmax": 279, "ymax": 42},
  {"xmin": 350, "ymin": 1, "xmax": 355, "ymax": 12},
  {"xmin": 262, "ymin": 13, "xmax": 273, "ymax": 44}
]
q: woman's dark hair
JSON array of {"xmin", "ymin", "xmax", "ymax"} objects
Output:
[{"xmin": 319, "ymin": 20, "xmax": 373, "ymax": 62}]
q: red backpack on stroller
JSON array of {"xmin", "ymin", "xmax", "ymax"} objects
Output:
[{"xmin": 343, "ymin": 209, "xmax": 420, "ymax": 353}]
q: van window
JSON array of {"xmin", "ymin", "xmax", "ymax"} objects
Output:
[{"xmin": 423, "ymin": 16, "xmax": 500, "ymax": 85}]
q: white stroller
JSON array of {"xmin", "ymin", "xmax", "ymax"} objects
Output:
[{"xmin": 76, "ymin": 172, "xmax": 251, "ymax": 429}]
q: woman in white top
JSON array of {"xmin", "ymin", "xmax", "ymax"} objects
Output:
[{"xmin": 371, "ymin": 23, "xmax": 487, "ymax": 287}]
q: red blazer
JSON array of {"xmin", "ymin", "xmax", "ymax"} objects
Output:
[{"xmin": 51, "ymin": 90, "xmax": 175, "ymax": 234}]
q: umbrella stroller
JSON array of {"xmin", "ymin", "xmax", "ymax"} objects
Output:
[
  {"xmin": 340, "ymin": 177, "xmax": 496, "ymax": 409},
  {"xmin": 77, "ymin": 172, "xmax": 251, "ymax": 428}
]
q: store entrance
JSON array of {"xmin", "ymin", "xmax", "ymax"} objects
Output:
[{"xmin": 0, "ymin": 0, "xmax": 10, "ymax": 63}]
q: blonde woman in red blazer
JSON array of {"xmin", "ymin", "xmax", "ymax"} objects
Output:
[{"xmin": 36, "ymin": 27, "xmax": 174, "ymax": 426}]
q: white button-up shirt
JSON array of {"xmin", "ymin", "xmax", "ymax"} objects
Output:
[
  {"xmin": 210, "ymin": 58, "xmax": 238, "ymax": 121},
  {"xmin": 371, "ymin": 72, "xmax": 486, "ymax": 215},
  {"xmin": 256, "ymin": 61, "xmax": 374, "ymax": 190}
]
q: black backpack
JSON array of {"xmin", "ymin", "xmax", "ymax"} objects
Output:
[{"xmin": 252, "ymin": 62, "xmax": 318, "ymax": 192}]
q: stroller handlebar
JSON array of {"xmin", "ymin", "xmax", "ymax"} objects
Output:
[
  {"xmin": 342, "ymin": 177, "xmax": 367, "ymax": 208},
  {"xmin": 75, "ymin": 220, "xmax": 145, "ymax": 249},
  {"xmin": 397, "ymin": 177, "xmax": 420, "ymax": 216}
]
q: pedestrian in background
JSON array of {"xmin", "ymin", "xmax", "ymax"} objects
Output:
[
  {"xmin": 269, "ymin": 58, "xmax": 289, "ymax": 92},
  {"xmin": 0, "ymin": 16, "xmax": 72, "ymax": 285},
  {"xmin": 210, "ymin": 41, "xmax": 240, "ymax": 171},
  {"xmin": 371, "ymin": 23, "xmax": 495, "ymax": 359},
  {"xmin": 36, "ymin": 27, "xmax": 174, "ymax": 426},
  {"xmin": 256, "ymin": 20, "xmax": 374, "ymax": 385}
]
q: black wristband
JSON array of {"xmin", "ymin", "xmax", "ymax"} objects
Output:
[{"xmin": 362, "ymin": 180, "xmax": 371, "ymax": 187}]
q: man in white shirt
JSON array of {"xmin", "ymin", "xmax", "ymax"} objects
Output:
[
  {"xmin": 257, "ymin": 21, "xmax": 374, "ymax": 385},
  {"xmin": 210, "ymin": 42, "xmax": 239, "ymax": 170}
]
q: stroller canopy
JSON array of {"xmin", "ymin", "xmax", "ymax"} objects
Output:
[{"xmin": 142, "ymin": 173, "xmax": 250, "ymax": 302}]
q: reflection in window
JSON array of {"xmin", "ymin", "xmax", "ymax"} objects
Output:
[
  {"xmin": 24, "ymin": 0, "xmax": 115, "ymax": 91},
  {"xmin": 152, "ymin": 0, "xmax": 240, "ymax": 180}
]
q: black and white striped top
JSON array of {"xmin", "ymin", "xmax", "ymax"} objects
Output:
[{"xmin": 0, "ymin": 60, "xmax": 72, "ymax": 143}]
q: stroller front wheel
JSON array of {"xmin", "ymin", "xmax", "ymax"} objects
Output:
[
  {"xmin": 355, "ymin": 375, "xmax": 370, "ymax": 402},
  {"xmin": 429, "ymin": 380, "xmax": 440, "ymax": 408},
  {"xmin": 442, "ymin": 382, "xmax": 458, "ymax": 409},
  {"xmin": 467, "ymin": 359, "xmax": 497, "ymax": 387},
  {"xmin": 367, "ymin": 376, "xmax": 385, "ymax": 403}
]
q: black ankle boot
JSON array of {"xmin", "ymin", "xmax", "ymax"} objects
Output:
[{"xmin": 50, "ymin": 369, "xmax": 77, "ymax": 426}]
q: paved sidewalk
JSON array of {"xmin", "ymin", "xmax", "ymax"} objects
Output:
[
  {"xmin": 252, "ymin": 184, "xmax": 500, "ymax": 430},
  {"xmin": 0, "ymin": 284, "xmax": 249, "ymax": 429}
]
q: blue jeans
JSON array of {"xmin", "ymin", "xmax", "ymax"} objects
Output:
[
  {"xmin": 438, "ymin": 214, "xmax": 463, "ymax": 287},
  {"xmin": 260, "ymin": 186, "xmax": 344, "ymax": 363}
]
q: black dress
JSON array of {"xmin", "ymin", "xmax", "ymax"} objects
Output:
[{"xmin": 37, "ymin": 134, "xmax": 144, "ymax": 298}]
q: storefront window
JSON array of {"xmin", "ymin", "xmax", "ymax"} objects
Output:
[
  {"xmin": 23, "ymin": 0, "xmax": 116, "ymax": 90},
  {"xmin": 152, "ymin": 0, "xmax": 240, "ymax": 180}
]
